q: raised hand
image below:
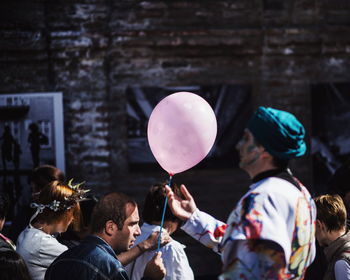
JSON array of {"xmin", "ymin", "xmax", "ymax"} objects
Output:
[
  {"xmin": 138, "ymin": 231, "xmax": 171, "ymax": 252},
  {"xmin": 143, "ymin": 251, "xmax": 166, "ymax": 279},
  {"xmin": 165, "ymin": 184, "xmax": 197, "ymax": 221}
]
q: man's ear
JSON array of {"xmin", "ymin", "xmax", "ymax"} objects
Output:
[
  {"xmin": 104, "ymin": 220, "xmax": 117, "ymax": 236},
  {"xmin": 316, "ymin": 219, "xmax": 325, "ymax": 231}
]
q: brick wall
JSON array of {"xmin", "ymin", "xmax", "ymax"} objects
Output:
[
  {"xmin": 1, "ymin": 1, "xmax": 350, "ymax": 277},
  {"xmin": 1, "ymin": 0, "xmax": 350, "ymax": 189}
]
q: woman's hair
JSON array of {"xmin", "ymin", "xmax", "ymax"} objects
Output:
[
  {"xmin": 142, "ymin": 183, "xmax": 184, "ymax": 224},
  {"xmin": 0, "ymin": 250, "xmax": 31, "ymax": 280},
  {"xmin": 314, "ymin": 194, "xmax": 347, "ymax": 232},
  {"xmin": 30, "ymin": 165, "xmax": 65, "ymax": 193},
  {"xmin": 36, "ymin": 181, "xmax": 81, "ymax": 230}
]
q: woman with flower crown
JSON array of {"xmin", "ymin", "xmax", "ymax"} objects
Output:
[{"xmin": 16, "ymin": 180, "xmax": 88, "ymax": 280}]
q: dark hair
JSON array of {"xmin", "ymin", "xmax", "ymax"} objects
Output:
[
  {"xmin": 142, "ymin": 183, "xmax": 183, "ymax": 224},
  {"xmin": 80, "ymin": 195, "xmax": 99, "ymax": 228},
  {"xmin": 30, "ymin": 165, "xmax": 65, "ymax": 192},
  {"xmin": 90, "ymin": 192, "xmax": 137, "ymax": 232},
  {"xmin": 254, "ymin": 138, "xmax": 289, "ymax": 169},
  {"xmin": 0, "ymin": 250, "xmax": 32, "ymax": 280},
  {"xmin": 271, "ymin": 156, "xmax": 289, "ymax": 170},
  {"xmin": 314, "ymin": 194, "xmax": 347, "ymax": 232},
  {"xmin": 0, "ymin": 193, "xmax": 10, "ymax": 220}
]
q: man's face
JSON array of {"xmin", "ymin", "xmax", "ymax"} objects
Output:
[
  {"xmin": 236, "ymin": 129, "xmax": 262, "ymax": 170},
  {"xmin": 113, "ymin": 204, "xmax": 141, "ymax": 253}
]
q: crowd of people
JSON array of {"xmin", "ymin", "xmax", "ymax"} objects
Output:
[{"xmin": 0, "ymin": 106, "xmax": 350, "ymax": 280}]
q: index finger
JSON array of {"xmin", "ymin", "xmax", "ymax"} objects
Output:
[
  {"xmin": 165, "ymin": 185, "xmax": 172, "ymax": 195},
  {"xmin": 180, "ymin": 184, "xmax": 193, "ymax": 201}
]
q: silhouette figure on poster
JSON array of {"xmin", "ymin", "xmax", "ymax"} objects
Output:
[
  {"xmin": 1, "ymin": 126, "xmax": 15, "ymax": 171},
  {"xmin": 28, "ymin": 123, "xmax": 47, "ymax": 168},
  {"xmin": 13, "ymin": 139, "xmax": 22, "ymax": 171}
]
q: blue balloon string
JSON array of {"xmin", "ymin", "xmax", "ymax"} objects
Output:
[{"xmin": 157, "ymin": 174, "xmax": 173, "ymax": 251}]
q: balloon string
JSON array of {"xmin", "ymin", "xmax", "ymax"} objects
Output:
[{"xmin": 157, "ymin": 174, "xmax": 173, "ymax": 251}]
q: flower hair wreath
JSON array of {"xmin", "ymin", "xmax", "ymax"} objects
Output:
[{"xmin": 30, "ymin": 179, "xmax": 90, "ymax": 220}]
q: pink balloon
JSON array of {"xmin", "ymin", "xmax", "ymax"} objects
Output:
[{"xmin": 147, "ymin": 92, "xmax": 217, "ymax": 174}]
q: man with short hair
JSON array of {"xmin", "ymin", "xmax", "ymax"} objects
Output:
[
  {"xmin": 314, "ymin": 194, "xmax": 350, "ymax": 280},
  {"xmin": 45, "ymin": 192, "xmax": 168, "ymax": 280},
  {"xmin": 166, "ymin": 106, "xmax": 316, "ymax": 279}
]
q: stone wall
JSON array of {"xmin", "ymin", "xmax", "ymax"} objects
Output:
[{"xmin": 1, "ymin": 0, "xmax": 350, "ymax": 188}]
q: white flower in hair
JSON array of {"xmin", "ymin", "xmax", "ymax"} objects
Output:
[{"xmin": 49, "ymin": 200, "xmax": 61, "ymax": 212}]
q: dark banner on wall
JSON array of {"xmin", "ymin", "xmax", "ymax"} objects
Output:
[
  {"xmin": 126, "ymin": 85, "xmax": 251, "ymax": 171},
  {"xmin": 311, "ymin": 83, "xmax": 350, "ymax": 195}
]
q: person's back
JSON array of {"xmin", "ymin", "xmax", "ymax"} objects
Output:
[
  {"xmin": 45, "ymin": 234, "xmax": 128, "ymax": 280},
  {"xmin": 126, "ymin": 184, "xmax": 194, "ymax": 280}
]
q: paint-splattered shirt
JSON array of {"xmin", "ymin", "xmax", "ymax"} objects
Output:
[{"xmin": 181, "ymin": 176, "xmax": 316, "ymax": 279}]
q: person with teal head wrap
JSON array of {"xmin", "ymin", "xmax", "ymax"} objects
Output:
[
  {"xmin": 247, "ymin": 106, "xmax": 306, "ymax": 160},
  {"xmin": 165, "ymin": 106, "xmax": 316, "ymax": 280}
]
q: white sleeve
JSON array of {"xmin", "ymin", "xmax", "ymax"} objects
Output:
[
  {"xmin": 335, "ymin": 259, "xmax": 350, "ymax": 280},
  {"xmin": 181, "ymin": 209, "xmax": 226, "ymax": 253}
]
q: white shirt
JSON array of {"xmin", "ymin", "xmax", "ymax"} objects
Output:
[
  {"xmin": 182, "ymin": 176, "xmax": 316, "ymax": 279},
  {"xmin": 16, "ymin": 226, "xmax": 68, "ymax": 280},
  {"xmin": 335, "ymin": 260, "xmax": 350, "ymax": 280},
  {"xmin": 125, "ymin": 223, "xmax": 194, "ymax": 280}
]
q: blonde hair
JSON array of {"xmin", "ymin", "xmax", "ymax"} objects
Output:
[
  {"xmin": 36, "ymin": 181, "xmax": 81, "ymax": 230},
  {"xmin": 314, "ymin": 194, "xmax": 347, "ymax": 232}
]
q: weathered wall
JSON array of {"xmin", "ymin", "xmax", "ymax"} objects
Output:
[
  {"xmin": 1, "ymin": 0, "xmax": 350, "ymax": 189},
  {"xmin": 1, "ymin": 1, "xmax": 350, "ymax": 278}
]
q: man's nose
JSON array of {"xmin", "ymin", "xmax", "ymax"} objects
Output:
[{"xmin": 135, "ymin": 225, "xmax": 141, "ymax": 236}]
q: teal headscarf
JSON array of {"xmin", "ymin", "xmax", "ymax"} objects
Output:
[{"xmin": 247, "ymin": 107, "xmax": 306, "ymax": 159}]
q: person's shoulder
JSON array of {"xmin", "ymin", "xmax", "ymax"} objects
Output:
[
  {"xmin": 59, "ymin": 240, "xmax": 118, "ymax": 264},
  {"xmin": 17, "ymin": 227, "xmax": 42, "ymax": 247},
  {"xmin": 164, "ymin": 239, "xmax": 185, "ymax": 250},
  {"xmin": 257, "ymin": 177, "xmax": 302, "ymax": 196},
  {"xmin": 0, "ymin": 237, "xmax": 14, "ymax": 251},
  {"xmin": 160, "ymin": 239, "xmax": 188, "ymax": 258},
  {"xmin": 48, "ymin": 241, "xmax": 95, "ymax": 270},
  {"xmin": 334, "ymin": 259, "xmax": 350, "ymax": 279}
]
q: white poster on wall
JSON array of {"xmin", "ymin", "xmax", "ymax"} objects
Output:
[{"xmin": 0, "ymin": 92, "xmax": 65, "ymax": 172}]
